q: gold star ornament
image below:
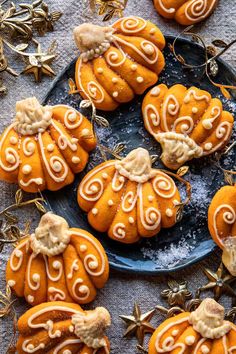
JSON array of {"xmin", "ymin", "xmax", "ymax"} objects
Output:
[
  {"xmin": 120, "ymin": 303, "xmax": 156, "ymax": 345},
  {"xmin": 22, "ymin": 42, "xmax": 56, "ymax": 82}
]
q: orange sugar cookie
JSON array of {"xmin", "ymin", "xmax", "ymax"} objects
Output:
[
  {"xmin": 0, "ymin": 97, "xmax": 96, "ymax": 192},
  {"xmin": 142, "ymin": 84, "xmax": 234, "ymax": 169},
  {"xmin": 77, "ymin": 147, "xmax": 182, "ymax": 244},
  {"xmin": 16, "ymin": 301, "xmax": 111, "ymax": 354},
  {"xmin": 208, "ymin": 184, "xmax": 236, "ymax": 276},
  {"xmin": 73, "ymin": 16, "xmax": 165, "ymax": 111},
  {"xmin": 154, "ymin": 0, "xmax": 218, "ymax": 25},
  {"xmin": 149, "ymin": 298, "xmax": 236, "ymax": 354},
  {"xmin": 6, "ymin": 212, "xmax": 109, "ymax": 306}
]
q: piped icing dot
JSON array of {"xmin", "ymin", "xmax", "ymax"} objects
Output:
[
  {"xmin": 102, "ymin": 172, "xmax": 108, "ymax": 179},
  {"xmin": 150, "ymin": 212, "xmax": 157, "ymax": 221},
  {"xmin": 119, "ymin": 176, "xmax": 125, "ymax": 183},
  {"xmin": 72, "ymin": 156, "xmax": 81, "ymax": 164},
  {"xmin": 108, "ymin": 199, "xmax": 114, "ymax": 206},
  {"xmin": 184, "ymin": 96, "xmax": 190, "ymax": 104},
  {"xmin": 148, "ymin": 195, "xmax": 154, "ymax": 202},
  {"xmin": 166, "ymin": 208, "xmax": 173, "ymax": 217},
  {"xmin": 150, "ymin": 86, "xmax": 160, "ymax": 96},
  {"xmin": 80, "ymin": 244, "xmax": 87, "ymax": 252},
  {"xmin": 131, "ymin": 64, "xmax": 137, "ymax": 71},
  {"xmin": 204, "ymin": 143, "xmax": 213, "ymax": 151},
  {"xmin": 137, "ymin": 76, "xmax": 144, "ymax": 83},
  {"xmin": 10, "ymin": 136, "xmax": 18, "ymax": 145},
  {"xmin": 173, "ymin": 199, "xmax": 180, "ymax": 206},
  {"xmin": 64, "ymin": 350, "xmax": 72, "ymax": 354},
  {"xmin": 113, "ymin": 91, "xmax": 119, "ymax": 98},
  {"xmin": 27, "ymin": 295, "xmax": 34, "ymax": 303},
  {"xmin": 32, "ymin": 273, "xmax": 40, "ymax": 282},
  {"xmin": 6, "ymin": 154, "xmax": 15, "ymax": 164},
  {"xmin": 201, "ymin": 345, "xmax": 210, "ymax": 354},
  {"xmin": 172, "ymin": 329, "xmax": 179, "ymax": 336},
  {"xmin": 91, "ymin": 185, "xmax": 98, "ymax": 192},
  {"xmin": 97, "ymin": 67, "xmax": 103, "ymax": 74},
  {"xmin": 68, "ymin": 111, "xmax": 77, "ymax": 122},
  {"xmin": 89, "ymin": 261, "xmax": 98, "ymax": 269},
  {"xmin": 128, "ymin": 217, "xmax": 134, "ymax": 224},
  {"xmin": 150, "ymin": 113, "xmax": 156, "ymax": 120},
  {"xmin": 192, "ymin": 107, "xmax": 198, "ymax": 114},
  {"xmin": 8, "ymin": 280, "xmax": 16, "ymax": 287},
  {"xmin": 144, "ymin": 44, "xmax": 154, "ymax": 55},
  {"xmin": 81, "ymin": 128, "xmax": 90, "ymax": 137},
  {"xmin": 112, "ymin": 77, "xmax": 118, "ymax": 84},
  {"xmin": 53, "ymin": 161, "xmax": 62, "ymax": 172},
  {"xmin": 53, "ymin": 260, "xmax": 61, "ymax": 269},
  {"xmin": 185, "ymin": 335, "xmax": 195, "ymax": 346},
  {"xmin": 79, "ymin": 285, "xmax": 89, "ymax": 294},
  {"xmin": 92, "ymin": 208, "xmax": 98, "ymax": 215},
  {"xmin": 69, "ymin": 325, "xmax": 74, "ymax": 333},
  {"xmin": 149, "ymin": 28, "xmax": 156, "ymax": 34},
  {"xmin": 22, "ymin": 164, "xmax": 32, "ymax": 175},
  {"xmin": 47, "ymin": 143, "xmax": 54, "ymax": 152}
]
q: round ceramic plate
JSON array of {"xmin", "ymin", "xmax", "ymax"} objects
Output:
[{"xmin": 43, "ymin": 35, "xmax": 236, "ymax": 274}]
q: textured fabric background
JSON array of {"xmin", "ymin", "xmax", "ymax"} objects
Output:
[{"xmin": 0, "ymin": 0, "xmax": 236, "ymax": 352}]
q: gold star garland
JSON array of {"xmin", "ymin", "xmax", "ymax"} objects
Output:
[{"xmin": 0, "ymin": 0, "xmax": 62, "ymax": 94}]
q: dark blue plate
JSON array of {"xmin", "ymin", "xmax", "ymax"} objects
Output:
[{"xmin": 43, "ymin": 35, "xmax": 236, "ymax": 274}]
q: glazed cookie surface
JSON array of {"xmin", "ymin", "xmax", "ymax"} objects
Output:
[
  {"xmin": 77, "ymin": 147, "xmax": 182, "ymax": 244},
  {"xmin": 6, "ymin": 212, "xmax": 109, "ymax": 306},
  {"xmin": 17, "ymin": 301, "xmax": 111, "ymax": 354},
  {"xmin": 154, "ymin": 0, "xmax": 218, "ymax": 25},
  {"xmin": 208, "ymin": 185, "xmax": 236, "ymax": 276},
  {"xmin": 74, "ymin": 16, "xmax": 165, "ymax": 111},
  {"xmin": 149, "ymin": 298, "xmax": 236, "ymax": 354},
  {"xmin": 142, "ymin": 84, "xmax": 234, "ymax": 169},
  {"xmin": 0, "ymin": 97, "xmax": 96, "ymax": 192}
]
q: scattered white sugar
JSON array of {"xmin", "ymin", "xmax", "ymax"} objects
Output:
[{"xmin": 141, "ymin": 235, "xmax": 195, "ymax": 268}]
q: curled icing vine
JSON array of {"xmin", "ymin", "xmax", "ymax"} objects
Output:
[{"xmin": 170, "ymin": 25, "xmax": 236, "ymax": 99}]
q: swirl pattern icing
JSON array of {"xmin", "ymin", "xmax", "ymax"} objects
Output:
[
  {"xmin": 149, "ymin": 298, "xmax": 236, "ymax": 354},
  {"xmin": 0, "ymin": 99, "xmax": 96, "ymax": 193},
  {"xmin": 74, "ymin": 16, "xmax": 166, "ymax": 111},
  {"xmin": 77, "ymin": 148, "xmax": 182, "ymax": 244},
  {"xmin": 142, "ymin": 84, "xmax": 234, "ymax": 169},
  {"xmin": 154, "ymin": 0, "xmax": 218, "ymax": 25},
  {"xmin": 16, "ymin": 301, "xmax": 111, "ymax": 354},
  {"xmin": 208, "ymin": 185, "xmax": 236, "ymax": 276},
  {"xmin": 6, "ymin": 213, "xmax": 109, "ymax": 306}
]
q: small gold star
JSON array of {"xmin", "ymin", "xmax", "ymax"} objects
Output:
[
  {"xmin": 197, "ymin": 263, "xmax": 236, "ymax": 300},
  {"xmin": 120, "ymin": 303, "xmax": 156, "ymax": 345},
  {"xmin": 22, "ymin": 42, "xmax": 56, "ymax": 82}
]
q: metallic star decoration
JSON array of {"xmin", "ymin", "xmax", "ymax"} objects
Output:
[
  {"xmin": 22, "ymin": 42, "xmax": 56, "ymax": 82},
  {"xmin": 197, "ymin": 262, "xmax": 236, "ymax": 300},
  {"xmin": 120, "ymin": 303, "xmax": 156, "ymax": 345}
]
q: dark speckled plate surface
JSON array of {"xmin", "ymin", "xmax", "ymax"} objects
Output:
[{"xmin": 43, "ymin": 35, "xmax": 236, "ymax": 274}]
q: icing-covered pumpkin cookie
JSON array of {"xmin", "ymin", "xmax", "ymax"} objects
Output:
[
  {"xmin": 154, "ymin": 0, "xmax": 218, "ymax": 25},
  {"xmin": 149, "ymin": 298, "xmax": 236, "ymax": 354},
  {"xmin": 73, "ymin": 16, "xmax": 165, "ymax": 111},
  {"xmin": 6, "ymin": 212, "xmax": 109, "ymax": 306},
  {"xmin": 17, "ymin": 301, "xmax": 111, "ymax": 354},
  {"xmin": 0, "ymin": 97, "xmax": 96, "ymax": 192},
  {"xmin": 142, "ymin": 84, "xmax": 234, "ymax": 169},
  {"xmin": 77, "ymin": 147, "xmax": 182, "ymax": 244},
  {"xmin": 208, "ymin": 184, "xmax": 236, "ymax": 276}
]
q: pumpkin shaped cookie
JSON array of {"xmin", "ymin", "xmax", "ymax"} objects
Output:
[
  {"xmin": 17, "ymin": 301, "xmax": 111, "ymax": 354},
  {"xmin": 142, "ymin": 84, "xmax": 234, "ymax": 169},
  {"xmin": 77, "ymin": 147, "xmax": 182, "ymax": 244},
  {"xmin": 6, "ymin": 212, "xmax": 109, "ymax": 306},
  {"xmin": 154, "ymin": 0, "xmax": 218, "ymax": 25},
  {"xmin": 73, "ymin": 16, "xmax": 166, "ymax": 111},
  {"xmin": 0, "ymin": 97, "xmax": 96, "ymax": 192},
  {"xmin": 208, "ymin": 184, "xmax": 236, "ymax": 276},
  {"xmin": 149, "ymin": 298, "xmax": 236, "ymax": 354}
]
